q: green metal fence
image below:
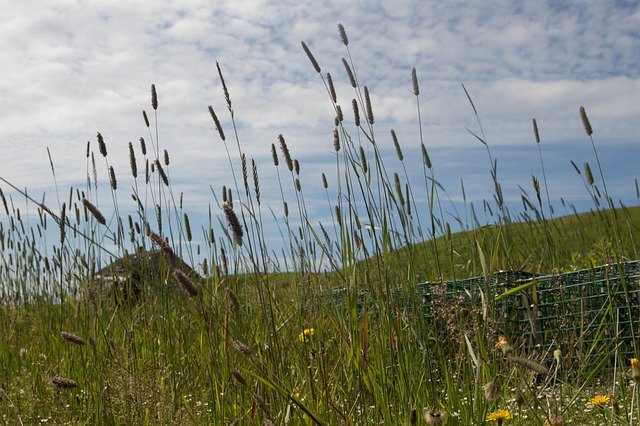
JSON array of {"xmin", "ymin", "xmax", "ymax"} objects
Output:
[{"xmin": 324, "ymin": 261, "xmax": 640, "ymax": 358}]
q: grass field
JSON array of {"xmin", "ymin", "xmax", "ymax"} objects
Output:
[{"xmin": 1, "ymin": 24, "xmax": 639, "ymax": 425}]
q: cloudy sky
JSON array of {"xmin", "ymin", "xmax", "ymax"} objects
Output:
[{"xmin": 1, "ymin": 0, "xmax": 639, "ymax": 258}]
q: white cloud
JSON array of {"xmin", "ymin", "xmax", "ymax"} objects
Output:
[{"xmin": 0, "ymin": 0, "xmax": 638, "ymax": 239}]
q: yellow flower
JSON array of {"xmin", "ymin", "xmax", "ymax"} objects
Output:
[
  {"xmin": 298, "ymin": 328, "xmax": 315, "ymax": 342},
  {"xmin": 495, "ymin": 336, "xmax": 511, "ymax": 354},
  {"xmin": 486, "ymin": 409, "xmax": 512, "ymax": 422},
  {"xmin": 630, "ymin": 358, "xmax": 640, "ymax": 380},
  {"xmin": 587, "ymin": 394, "xmax": 610, "ymax": 406}
]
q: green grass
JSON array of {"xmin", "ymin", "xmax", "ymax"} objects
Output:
[{"xmin": 1, "ymin": 23, "xmax": 639, "ymax": 425}]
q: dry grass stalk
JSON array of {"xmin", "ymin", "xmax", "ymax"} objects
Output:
[
  {"xmin": 580, "ymin": 106, "xmax": 593, "ymax": 136},
  {"xmin": 183, "ymin": 213, "xmax": 192, "ymax": 242},
  {"xmin": 232, "ymin": 340, "xmax": 252, "ymax": 355},
  {"xmin": 97, "ymin": 132, "xmax": 107, "ymax": 157},
  {"xmin": 359, "ymin": 146, "xmax": 368, "ymax": 174},
  {"xmin": 82, "ymin": 198, "xmax": 106, "ymax": 225},
  {"xmin": 333, "ymin": 128, "xmax": 340, "ymax": 152},
  {"xmin": 252, "ymin": 393, "xmax": 270, "ymax": 415},
  {"xmin": 411, "ymin": 67, "xmax": 420, "ymax": 96},
  {"xmin": 391, "ymin": 129, "xmax": 403, "ymax": 161},
  {"xmin": 60, "ymin": 331, "xmax": 85, "ymax": 346},
  {"xmin": 216, "ymin": 62, "xmax": 232, "ymax": 112},
  {"xmin": 149, "ymin": 231, "xmax": 174, "ymax": 256},
  {"xmin": 109, "ymin": 166, "xmax": 117, "ymax": 190},
  {"xmin": 270, "ymin": 143, "xmax": 279, "ymax": 167},
  {"xmin": 364, "ymin": 86, "xmax": 374, "ymax": 124},
  {"xmin": 335, "ymin": 104, "xmax": 343, "ymax": 123},
  {"xmin": 584, "ymin": 162, "xmax": 594, "ymax": 186},
  {"xmin": 220, "ymin": 246, "xmax": 229, "ymax": 276},
  {"xmin": 506, "ymin": 356, "xmax": 550, "ymax": 376},
  {"xmin": 533, "ymin": 118, "xmax": 540, "ymax": 143},
  {"xmin": 226, "ymin": 287, "xmax": 240, "ymax": 313},
  {"xmin": 241, "ymin": 153, "xmax": 248, "ymax": 194},
  {"xmin": 421, "ymin": 143, "xmax": 432, "ymax": 169},
  {"xmin": 326, "ymin": 72, "xmax": 337, "ymax": 103},
  {"xmin": 59, "ymin": 203, "xmax": 66, "ymax": 244},
  {"xmin": 155, "ymin": 159, "xmax": 169, "ymax": 186},
  {"xmin": 51, "ymin": 376, "xmax": 78, "ymax": 389},
  {"xmin": 223, "ymin": 203, "xmax": 243, "ymax": 246},
  {"xmin": 301, "ymin": 41, "xmax": 321, "ymax": 73},
  {"xmin": 230, "ymin": 369, "xmax": 247, "ymax": 386},
  {"xmin": 278, "ymin": 134, "xmax": 294, "ymax": 172},
  {"xmin": 151, "ymin": 84, "xmax": 158, "ymax": 110},
  {"xmin": 208, "ymin": 106, "xmax": 226, "ymax": 141},
  {"xmin": 173, "ymin": 268, "xmax": 199, "ymax": 297},
  {"xmin": 252, "ymin": 159, "xmax": 260, "ymax": 205},
  {"xmin": 342, "ymin": 58, "xmax": 356, "ymax": 88},
  {"xmin": 128, "ymin": 142, "xmax": 137, "ymax": 178},
  {"xmin": 338, "ymin": 23, "xmax": 348, "ymax": 46}
]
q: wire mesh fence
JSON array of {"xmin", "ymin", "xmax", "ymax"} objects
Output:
[{"xmin": 324, "ymin": 261, "xmax": 640, "ymax": 359}]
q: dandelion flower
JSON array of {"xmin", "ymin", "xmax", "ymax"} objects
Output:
[
  {"xmin": 587, "ymin": 394, "xmax": 610, "ymax": 406},
  {"xmin": 495, "ymin": 336, "xmax": 511, "ymax": 354},
  {"xmin": 298, "ymin": 328, "xmax": 315, "ymax": 342},
  {"xmin": 486, "ymin": 409, "xmax": 512, "ymax": 423},
  {"xmin": 631, "ymin": 357, "xmax": 640, "ymax": 380}
]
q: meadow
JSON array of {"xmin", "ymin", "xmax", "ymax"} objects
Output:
[{"xmin": 1, "ymin": 24, "xmax": 639, "ymax": 425}]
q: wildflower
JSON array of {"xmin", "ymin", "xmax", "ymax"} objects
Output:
[
  {"xmin": 486, "ymin": 409, "xmax": 512, "ymax": 423},
  {"xmin": 495, "ymin": 336, "xmax": 511, "ymax": 355},
  {"xmin": 587, "ymin": 394, "xmax": 610, "ymax": 407},
  {"xmin": 298, "ymin": 328, "xmax": 315, "ymax": 342},
  {"xmin": 630, "ymin": 357, "xmax": 640, "ymax": 380}
]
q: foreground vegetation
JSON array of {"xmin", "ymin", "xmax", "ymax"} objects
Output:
[{"xmin": 1, "ymin": 24, "xmax": 639, "ymax": 425}]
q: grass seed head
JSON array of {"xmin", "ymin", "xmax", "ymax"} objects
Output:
[
  {"xmin": 97, "ymin": 132, "xmax": 107, "ymax": 157},
  {"xmin": 338, "ymin": 23, "xmax": 348, "ymax": 46},
  {"xmin": 223, "ymin": 203, "xmax": 243, "ymax": 246},
  {"xmin": 327, "ymin": 72, "xmax": 337, "ymax": 103},
  {"xmin": 580, "ymin": 106, "xmax": 593, "ymax": 136},
  {"xmin": 391, "ymin": 129, "xmax": 403, "ymax": 161},
  {"xmin": 278, "ymin": 134, "xmax": 294, "ymax": 172},
  {"xmin": 173, "ymin": 268, "xmax": 199, "ymax": 297},
  {"xmin": 584, "ymin": 162, "xmax": 594, "ymax": 186},
  {"xmin": 208, "ymin": 106, "xmax": 226, "ymax": 141},
  {"xmin": 151, "ymin": 84, "xmax": 158, "ymax": 110},
  {"xmin": 301, "ymin": 41, "xmax": 321, "ymax": 73},
  {"xmin": 411, "ymin": 67, "xmax": 420, "ymax": 96},
  {"xmin": 149, "ymin": 231, "xmax": 174, "ymax": 256},
  {"xmin": 82, "ymin": 198, "xmax": 106, "ymax": 225},
  {"xmin": 364, "ymin": 86, "xmax": 374, "ymax": 124},
  {"xmin": 333, "ymin": 128, "xmax": 340, "ymax": 152},
  {"xmin": 533, "ymin": 118, "xmax": 540, "ymax": 143},
  {"xmin": 60, "ymin": 331, "xmax": 85, "ymax": 345},
  {"xmin": 231, "ymin": 369, "xmax": 247, "ymax": 386},
  {"xmin": 342, "ymin": 58, "xmax": 356, "ymax": 88},
  {"xmin": 52, "ymin": 376, "xmax": 78, "ymax": 389},
  {"xmin": 128, "ymin": 142, "xmax": 137, "ymax": 178},
  {"xmin": 232, "ymin": 340, "xmax": 252, "ymax": 355}
]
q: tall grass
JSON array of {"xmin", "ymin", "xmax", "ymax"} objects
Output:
[{"xmin": 0, "ymin": 23, "xmax": 639, "ymax": 424}]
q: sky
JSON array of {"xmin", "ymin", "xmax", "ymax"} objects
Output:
[{"xmin": 0, "ymin": 0, "xmax": 639, "ymax": 267}]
